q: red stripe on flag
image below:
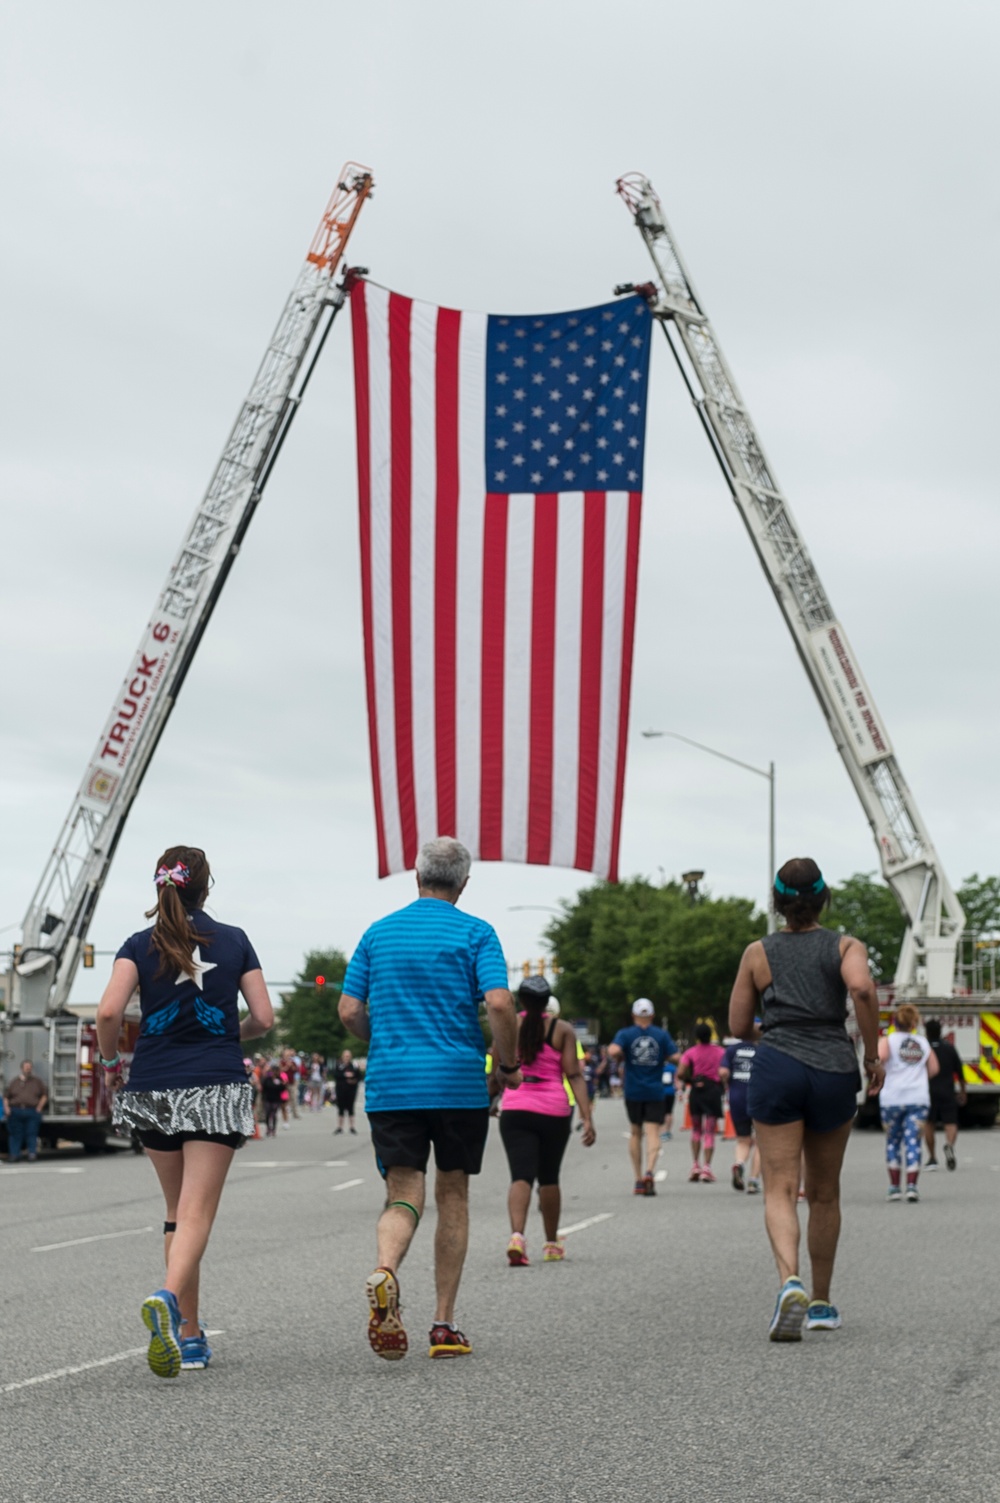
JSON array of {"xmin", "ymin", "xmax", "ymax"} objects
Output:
[
  {"xmin": 480, "ymin": 493, "xmax": 509, "ymax": 860},
  {"xmin": 527, "ymin": 495, "xmax": 558, "ymax": 864},
  {"xmin": 388, "ymin": 293, "xmax": 418, "ymax": 870},
  {"xmin": 350, "ymin": 284, "xmax": 389, "ymax": 878},
  {"xmin": 607, "ymin": 492, "xmax": 643, "ymax": 883},
  {"xmin": 434, "ymin": 307, "xmax": 461, "ymax": 838},
  {"xmin": 574, "ymin": 493, "xmax": 606, "ymax": 873}
]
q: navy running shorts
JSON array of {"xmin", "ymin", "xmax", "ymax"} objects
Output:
[
  {"xmin": 747, "ymin": 1044, "xmax": 859, "ymax": 1133},
  {"xmin": 728, "ymin": 1087, "xmax": 752, "ymax": 1139},
  {"xmin": 368, "ymin": 1108, "xmax": 490, "ymax": 1178},
  {"xmin": 625, "ymin": 1098, "xmax": 667, "ymax": 1126}
]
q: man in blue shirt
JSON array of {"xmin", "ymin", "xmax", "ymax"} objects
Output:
[
  {"xmin": 339, "ymin": 836, "xmax": 520, "ymax": 1363},
  {"xmin": 609, "ymin": 999, "xmax": 679, "ymax": 1196}
]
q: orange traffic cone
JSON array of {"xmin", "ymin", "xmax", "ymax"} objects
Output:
[
  {"xmin": 723, "ymin": 1108, "xmax": 736, "ymax": 1140},
  {"xmin": 682, "ymin": 1099, "xmax": 692, "ymax": 1132}
]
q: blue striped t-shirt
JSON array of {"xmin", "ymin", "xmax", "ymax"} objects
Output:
[{"xmin": 342, "ymin": 897, "xmax": 509, "ymax": 1112}]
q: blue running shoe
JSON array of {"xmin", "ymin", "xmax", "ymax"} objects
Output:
[
  {"xmin": 768, "ymin": 1277, "xmax": 808, "ymax": 1342},
  {"xmin": 805, "ymin": 1301, "xmax": 842, "ymax": 1331},
  {"xmin": 141, "ymin": 1289, "xmax": 182, "ymax": 1379},
  {"xmin": 180, "ymin": 1329, "xmax": 213, "ymax": 1369}
]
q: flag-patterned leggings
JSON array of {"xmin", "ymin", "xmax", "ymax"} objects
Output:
[{"xmin": 881, "ymin": 1103, "xmax": 928, "ymax": 1170}]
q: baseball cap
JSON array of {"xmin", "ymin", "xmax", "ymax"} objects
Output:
[
  {"xmin": 518, "ymin": 974, "xmax": 551, "ymax": 1002},
  {"xmin": 632, "ymin": 998, "xmax": 655, "ymax": 1016}
]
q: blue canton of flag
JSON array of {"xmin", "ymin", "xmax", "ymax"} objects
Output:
[{"xmin": 484, "ymin": 295, "xmax": 652, "ymax": 493}]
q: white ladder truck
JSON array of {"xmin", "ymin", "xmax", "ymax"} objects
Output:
[
  {"xmin": 3, "ymin": 165, "xmax": 373, "ymax": 1151},
  {"xmin": 616, "ymin": 174, "xmax": 997, "ymax": 1124}
]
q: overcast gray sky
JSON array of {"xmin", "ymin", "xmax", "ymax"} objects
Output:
[{"xmin": 2, "ymin": 0, "xmax": 998, "ymax": 1001}]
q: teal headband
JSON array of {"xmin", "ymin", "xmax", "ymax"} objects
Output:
[{"xmin": 774, "ymin": 873, "xmax": 825, "ymax": 897}]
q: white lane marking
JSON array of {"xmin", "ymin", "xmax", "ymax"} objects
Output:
[
  {"xmin": 0, "ymin": 1167, "xmax": 85, "ymax": 1175},
  {"xmin": 33, "ymin": 1226, "xmax": 154, "ymax": 1253},
  {"xmin": 331, "ymin": 1178, "xmax": 364, "ymax": 1192},
  {"xmin": 324, "ymin": 1160, "xmax": 349, "ymax": 1167},
  {"xmin": 557, "ymin": 1212, "xmax": 614, "ymax": 1236},
  {"xmin": 0, "ymin": 1329, "xmax": 227, "ymax": 1396},
  {"xmin": 1, "ymin": 1349, "xmax": 147, "ymax": 1393},
  {"xmin": 654, "ymin": 1169, "xmax": 667, "ymax": 1182},
  {"xmin": 234, "ymin": 1161, "xmax": 307, "ymax": 1169}
]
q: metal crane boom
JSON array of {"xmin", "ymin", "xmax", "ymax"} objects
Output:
[
  {"xmin": 14, "ymin": 165, "xmax": 374, "ymax": 1021},
  {"xmin": 616, "ymin": 172, "xmax": 963, "ymax": 996}
]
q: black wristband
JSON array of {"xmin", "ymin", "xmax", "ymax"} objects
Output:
[{"xmin": 498, "ymin": 1062, "xmax": 518, "ymax": 1074}]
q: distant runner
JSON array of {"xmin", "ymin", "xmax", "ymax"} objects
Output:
[
  {"xmin": 720, "ymin": 1037, "xmax": 759, "ymax": 1192},
  {"xmin": 677, "ymin": 1025, "xmax": 726, "ymax": 1183},
  {"xmin": 608, "ymin": 1000, "xmax": 678, "ymax": 1196},
  {"xmin": 923, "ymin": 1018, "xmax": 966, "ymax": 1171}
]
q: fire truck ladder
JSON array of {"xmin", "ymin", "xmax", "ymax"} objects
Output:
[
  {"xmin": 14, "ymin": 165, "xmax": 374, "ymax": 1021},
  {"xmin": 616, "ymin": 172, "xmax": 964, "ymax": 998}
]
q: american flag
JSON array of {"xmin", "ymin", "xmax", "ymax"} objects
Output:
[{"xmin": 350, "ymin": 280, "xmax": 652, "ymax": 880}]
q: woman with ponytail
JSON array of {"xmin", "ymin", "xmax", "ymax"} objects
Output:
[
  {"xmin": 496, "ymin": 975, "xmax": 595, "ymax": 1266},
  {"xmin": 96, "ymin": 845, "xmax": 273, "ymax": 1379},
  {"xmin": 729, "ymin": 856, "xmax": 884, "ymax": 1343}
]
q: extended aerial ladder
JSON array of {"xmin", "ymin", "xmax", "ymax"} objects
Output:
[
  {"xmin": 11, "ymin": 165, "xmax": 373, "ymax": 1046},
  {"xmin": 616, "ymin": 173, "xmax": 965, "ymax": 1000}
]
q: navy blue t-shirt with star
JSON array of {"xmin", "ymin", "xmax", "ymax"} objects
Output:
[{"xmin": 116, "ymin": 912, "xmax": 260, "ymax": 1091}]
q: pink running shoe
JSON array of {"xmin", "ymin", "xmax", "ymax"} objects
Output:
[
  {"xmin": 507, "ymin": 1232, "xmax": 529, "ymax": 1266},
  {"xmin": 699, "ymin": 1166, "xmax": 716, "ymax": 1183}
]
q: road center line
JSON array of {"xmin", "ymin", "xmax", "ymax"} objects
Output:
[
  {"xmin": 557, "ymin": 1212, "xmax": 614, "ymax": 1236},
  {"xmin": 331, "ymin": 1178, "xmax": 364, "ymax": 1192},
  {"xmin": 33, "ymin": 1227, "xmax": 154, "ymax": 1253}
]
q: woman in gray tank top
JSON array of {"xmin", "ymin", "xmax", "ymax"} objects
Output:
[{"xmin": 728, "ymin": 857, "xmax": 884, "ymax": 1343}]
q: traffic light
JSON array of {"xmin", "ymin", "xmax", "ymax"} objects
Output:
[
  {"xmin": 82, "ymin": 943, "xmax": 95, "ymax": 969},
  {"xmin": 521, "ymin": 960, "xmax": 531, "ymax": 978}
]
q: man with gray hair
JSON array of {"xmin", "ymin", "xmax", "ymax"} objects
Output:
[{"xmin": 339, "ymin": 836, "xmax": 520, "ymax": 1361}]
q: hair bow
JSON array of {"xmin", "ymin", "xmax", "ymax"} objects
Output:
[{"xmin": 155, "ymin": 862, "xmax": 190, "ymax": 888}]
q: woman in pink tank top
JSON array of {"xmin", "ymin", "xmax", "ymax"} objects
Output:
[{"xmin": 495, "ymin": 976, "xmax": 595, "ymax": 1266}]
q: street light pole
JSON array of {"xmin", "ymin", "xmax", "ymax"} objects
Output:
[{"xmin": 641, "ymin": 730, "xmax": 777, "ymax": 933}]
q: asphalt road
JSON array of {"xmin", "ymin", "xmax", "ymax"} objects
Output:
[{"xmin": 1, "ymin": 1101, "xmax": 997, "ymax": 1503}]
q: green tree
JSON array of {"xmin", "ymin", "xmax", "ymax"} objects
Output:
[
  {"xmin": 957, "ymin": 874, "xmax": 1000, "ymax": 936},
  {"xmin": 276, "ymin": 948, "xmax": 350, "ymax": 1059},
  {"xmin": 543, "ymin": 878, "xmax": 765, "ymax": 1041},
  {"xmin": 824, "ymin": 872, "xmax": 907, "ymax": 980}
]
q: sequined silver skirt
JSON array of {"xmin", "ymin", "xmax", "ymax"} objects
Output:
[{"xmin": 113, "ymin": 1082, "xmax": 255, "ymax": 1143}]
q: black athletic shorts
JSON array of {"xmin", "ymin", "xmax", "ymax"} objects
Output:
[
  {"xmin": 928, "ymin": 1095, "xmax": 958, "ymax": 1126},
  {"xmin": 689, "ymin": 1081, "xmax": 724, "ymax": 1122},
  {"xmin": 625, "ymin": 1098, "xmax": 667, "ymax": 1126},
  {"xmin": 499, "ymin": 1110, "xmax": 571, "ymax": 1186},
  {"xmin": 368, "ymin": 1108, "xmax": 490, "ymax": 1178},
  {"xmin": 137, "ymin": 1128, "xmax": 244, "ymax": 1152}
]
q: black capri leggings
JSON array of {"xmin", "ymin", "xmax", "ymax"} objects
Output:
[
  {"xmin": 499, "ymin": 1110, "xmax": 572, "ymax": 1187},
  {"xmin": 336, "ymin": 1086, "xmax": 358, "ymax": 1115}
]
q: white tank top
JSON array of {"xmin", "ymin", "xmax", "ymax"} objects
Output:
[{"xmin": 880, "ymin": 1031, "xmax": 931, "ymax": 1109}]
